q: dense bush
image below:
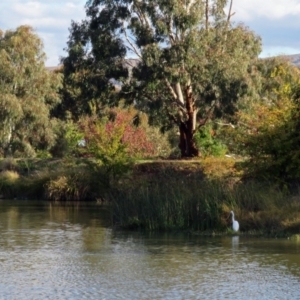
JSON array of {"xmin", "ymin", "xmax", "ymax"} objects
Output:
[{"xmin": 194, "ymin": 123, "xmax": 227, "ymax": 157}]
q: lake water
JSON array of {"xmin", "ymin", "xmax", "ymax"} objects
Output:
[{"xmin": 0, "ymin": 201, "xmax": 300, "ymax": 300}]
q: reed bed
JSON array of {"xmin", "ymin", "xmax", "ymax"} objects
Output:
[
  {"xmin": 110, "ymin": 179, "xmax": 231, "ymax": 231},
  {"xmin": 110, "ymin": 179, "xmax": 300, "ymax": 233}
]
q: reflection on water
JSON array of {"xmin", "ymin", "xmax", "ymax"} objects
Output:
[{"xmin": 1, "ymin": 201, "xmax": 300, "ymax": 299}]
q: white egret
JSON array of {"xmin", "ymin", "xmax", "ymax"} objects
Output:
[{"xmin": 230, "ymin": 211, "xmax": 239, "ymax": 232}]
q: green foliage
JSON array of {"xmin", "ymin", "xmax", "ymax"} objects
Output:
[
  {"xmin": 59, "ymin": 11, "xmax": 128, "ymax": 120},
  {"xmin": 0, "ymin": 26, "xmax": 62, "ymax": 157},
  {"xmin": 226, "ymin": 57, "xmax": 300, "ymax": 182},
  {"xmin": 65, "ymin": 0, "xmax": 261, "ymax": 157},
  {"xmin": 36, "ymin": 150, "xmax": 52, "ymax": 159},
  {"xmin": 50, "ymin": 119, "xmax": 84, "ymax": 158},
  {"xmin": 194, "ymin": 124, "xmax": 227, "ymax": 157}
]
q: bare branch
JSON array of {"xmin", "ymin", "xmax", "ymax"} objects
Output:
[
  {"xmin": 205, "ymin": 0, "xmax": 209, "ymax": 30},
  {"xmin": 133, "ymin": 8, "xmax": 144, "ymax": 25},
  {"xmin": 168, "ymin": 16, "xmax": 176, "ymax": 45},
  {"xmin": 215, "ymin": 121, "xmax": 235, "ymax": 128},
  {"xmin": 122, "ymin": 22, "xmax": 142, "ymax": 59},
  {"xmin": 192, "ymin": 107, "xmax": 199, "ymax": 131},
  {"xmin": 175, "ymin": 82, "xmax": 185, "ymax": 104},
  {"xmin": 142, "ymin": 13, "xmax": 152, "ymax": 29},
  {"xmin": 133, "ymin": 3, "xmax": 152, "ymax": 29},
  {"xmin": 165, "ymin": 78, "xmax": 177, "ymax": 99},
  {"xmin": 226, "ymin": 0, "xmax": 236, "ymax": 26},
  {"xmin": 164, "ymin": 79, "xmax": 186, "ymax": 111},
  {"xmin": 196, "ymin": 104, "xmax": 215, "ymax": 131}
]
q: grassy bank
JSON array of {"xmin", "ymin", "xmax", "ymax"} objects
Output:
[
  {"xmin": 0, "ymin": 157, "xmax": 108, "ymax": 201},
  {"xmin": 1, "ymin": 157, "xmax": 300, "ymax": 235}
]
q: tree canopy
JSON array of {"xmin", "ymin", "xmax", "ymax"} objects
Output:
[
  {"xmin": 60, "ymin": 9, "xmax": 128, "ymax": 120},
  {"xmin": 64, "ymin": 0, "xmax": 261, "ymax": 156},
  {"xmin": 0, "ymin": 25, "xmax": 62, "ymax": 157},
  {"xmin": 223, "ymin": 57, "xmax": 300, "ymax": 181}
]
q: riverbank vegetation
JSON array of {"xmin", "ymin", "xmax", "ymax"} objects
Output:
[
  {"xmin": 1, "ymin": 157, "xmax": 300, "ymax": 235},
  {"xmin": 1, "ymin": 1, "xmax": 300, "ymax": 235}
]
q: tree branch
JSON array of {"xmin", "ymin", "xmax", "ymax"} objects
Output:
[
  {"xmin": 205, "ymin": 0, "xmax": 209, "ymax": 30},
  {"xmin": 133, "ymin": 2, "xmax": 152, "ymax": 32},
  {"xmin": 175, "ymin": 82, "xmax": 185, "ymax": 104},
  {"xmin": 164, "ymin": 78, "xmax": 178, "ymax": 100},
  {"xmin": 196, "ymin": 104, "xmax": 215, "ymax": 131},
  {"xmin": 122, "ymin": 22, "xmax": 142, "ymax": 59},
  {"xmin": 164, "ymin": 79, "xmax": 186, "ymax": 110},
  {"xmin": 226, "ymin": 0, "xmax": 235, "ymax": 26},
  {"xmin": 167, "ymin": 16, "xmax": 176, "ymax": 45},
  {"xmin": 215, "ymin": 121, "xmax": 235, "ymax": 128}
]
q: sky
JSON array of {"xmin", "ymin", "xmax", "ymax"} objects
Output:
[{"xmin": 0, "ymin": 0, "xmax": 300, "ymax": 67}]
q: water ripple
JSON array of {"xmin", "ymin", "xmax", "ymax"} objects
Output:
[{"xmin": 1, "ymin": 203, "xmax": 300, "ymax": 299}]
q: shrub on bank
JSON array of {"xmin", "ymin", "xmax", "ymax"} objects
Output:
[
  {"xmin": 0, "ymin": 158, "xmax": 113, "ymax": 201},
  {"xmin": 0, "ymin": 170, "xmax": 20, "ymax": 198}
]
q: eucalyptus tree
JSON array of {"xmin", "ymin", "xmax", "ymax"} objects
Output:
[
  {"xmin": 60, "ymin": 9, "xmax": 128, "ymax": 120},
  {"xmin": 0, "ymin": 26, "xmax": 62, "ymax": 157},
  {"xmin": 68, "ymin": 0, "xmax": 261, "ymax": 157}
]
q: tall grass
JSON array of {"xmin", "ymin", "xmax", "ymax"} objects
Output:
[
  {"xmin": 110, "ymin": 179, "xmax": 229, "ymax": 231},
  {"xmin": 110, "ymin": 179, "xmax": 299, "ymax": 233}
]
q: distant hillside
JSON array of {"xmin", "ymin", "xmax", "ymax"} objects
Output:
[
  {"xmin": 46, "ymin": 65, "xmax": 62, "ymax": 72},
  {"xmin": 280, "ymin": 54, "xmax": 300, "ymax": 68},
  {"xmin": 283, "ymin": 54, "xmax": 300, "ymax": 67}
]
